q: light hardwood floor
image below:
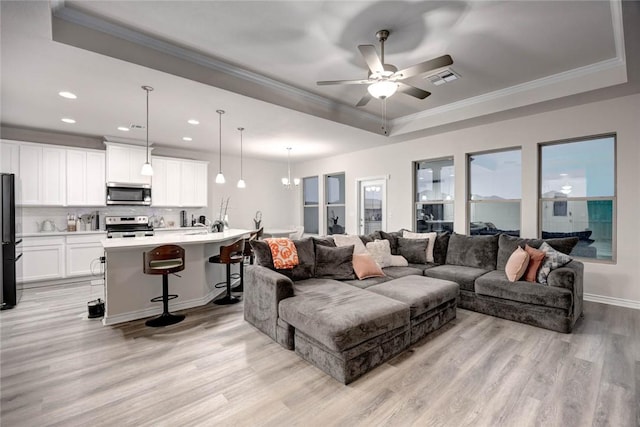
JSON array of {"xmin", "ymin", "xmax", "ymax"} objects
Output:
[{"xmin": 1, "ymin": 282, "xmax": 638, "ymax": 427}]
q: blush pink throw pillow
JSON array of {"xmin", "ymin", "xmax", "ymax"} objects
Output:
[
  {"xmin": 505, "ymin": 246, "xmax": 530, "ymax": 282},
  {"xmin": 352, "ymin": 253, "xmax": 385, "ymax": 280},
  {"xmin": 523, "ymin": 244, "xmax": 546, "ymax": 282}
]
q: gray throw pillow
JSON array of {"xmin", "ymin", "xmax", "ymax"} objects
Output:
[
  {"xmin": 250, "ymin": 238, "xmax": 315, "ymax": 281},
  {"xmin": 312, "ymin": 236, "xmax": 336, "ymax": 248},
  {"xmin": 397, "ymin": 237, "xmax": 428, "ymax": 264},
  {"xmin": 379, "ymin": 230, "xmax": 406, "ymax": 255},
  {"xmin": 433, "ymin": 232, "xmax": 450, "ymax": 265},
  {"xmin": 250, "ymin": 240, "xmax": 273, "ymax": 267},
  {"xmin": 537, "ymin": 242, "xmax": 572, "ymax": 285},
  {"xmin": 315, "ymin": 244, "xmax": 355, "ymax": 280}
]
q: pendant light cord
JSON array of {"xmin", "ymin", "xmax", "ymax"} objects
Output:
[
  {"xmin": 146, "ymin": 88, "xmax": 149, "ymax": 163},
  {"xmin": 239, "ymin": 127, "xmax": 244, "ymax": 179},
  {"xmin": 216, "ymin": 110, "xmax": 225, "ymax": 173}
]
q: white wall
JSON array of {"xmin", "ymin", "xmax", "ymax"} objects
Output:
[{"xmin": 292, "ymin": 93, "xmax": 640, "ymax": 305}]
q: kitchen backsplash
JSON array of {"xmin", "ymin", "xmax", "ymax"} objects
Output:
[{"xmin": 22, "ymin": 206, "xmax": 207, "ymax": 233}]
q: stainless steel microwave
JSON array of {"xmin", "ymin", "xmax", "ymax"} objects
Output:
[{"xmin": 106, "ymin": 183, "xmax": 152, "ymax": 206}]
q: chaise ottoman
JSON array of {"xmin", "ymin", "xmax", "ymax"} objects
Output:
[
  {"xmin": 278, "ymin": 285, "xmax": 411, "ymax": 384},
  {"xmin": 366, "ymin": 276, "xmax": 459, "ymax": 344}
]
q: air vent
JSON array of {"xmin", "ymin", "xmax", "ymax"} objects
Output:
[
  {"xmin": 129, "ymin": 124, "xmax": 145, "ymax": 130},
  {"xmin": 426, "ymin": 68, "xmax": 460, "ymax": 86}
]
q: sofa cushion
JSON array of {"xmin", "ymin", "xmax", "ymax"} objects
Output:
[
  {"xmin": 315, "ymin": 245, "xmax": 355, "ymax": 280},
  {"xmin": 366, "ymin": 239, "xmax": 393, "ymax": 268},
  {"xmin": 383, "ymin": 266, "xmax": 424, "ymax": 279},
  {"xmin": 367, "ymin": 276, "xmax": 459, "ymax": 319},
  {"xmin": 433, "ymin": 232, "xmax": 450, "ymax": 265},
  {"xmin": 278, "ymin": 286, "xmax": 410, "ymax": 352},
  {"xmin": 312, "ymin": 236, "xmax": 336, "ymax": 248},
  {"xmin": 496, "ymin": 234, "xmax": 579, "ymax": 271},
  {"xmin": 397, "ymin": 237, "xmax": 428, "ymax": 264},
  {"xmin": 352, "ymin": 253, "xmax": 385, "ymax": 280},
  {"xmin": 475, "ymin": 270, "xmax": 573, "ymax": 311},
  {"xmin": 251, "ymin": 238, "xmax": 315, "ymax": 281},
  {"xmin": 445, "ymin": 233, "xmax": 499, "ymax": 270},
  {"xmin": 389, "ymin": 255, "xmax": 409, "ymax": 267},
  {"xmin": 403, "ymin": 231, "xmax": 437, "ymax": 263},
  {"xmin": 343, "ymin": 276, "xmax": 390, "ymax": 289},
  {"xmin": 423, "ymin": 264, "xmax": 491, "ymax": 292},
  {"xmin": 359, "ymin": 231, "xmax": 381, "ymax": 246}
]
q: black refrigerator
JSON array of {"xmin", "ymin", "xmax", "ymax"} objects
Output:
[{"xmin": 1, "ymin": 173, "xmax": 23, "ymax": 309}]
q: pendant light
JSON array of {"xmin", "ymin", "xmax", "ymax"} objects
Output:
[
  {"xmin": 237, "ymin": 127, "xmax": 246, "ymax": 189},
  {"xmin": 282, "ymin": 147, "xmax": 300, "ymax": 189},
  {"xmin": 140, "ymin": 85, "xmax": 154, "ymax": 176},
  {"xmin": 215, "ymin": 109, "xmax": 225, "ymax": 184}
]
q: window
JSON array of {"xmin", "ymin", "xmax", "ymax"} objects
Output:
[
  {"xmin": 325, "ymin": 173, "xmax": 345, "ymax": 235},
  {"xmin": 540, "ymin": 135, "xmax": 615, "ymax": 261},
  {"xmin": 303, "ymin": 176, "xmax": 319, "ymax": 234},
  {"xmin": 414, "ymin": 158, "xmax": 454, "ymax": 233},
  {"xmin": 468, "ymin": 149, "xmax": 521, "ymax": 236}
]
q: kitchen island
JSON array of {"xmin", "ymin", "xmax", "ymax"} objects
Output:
[{"xmin": 101, "ymin": 228, "xmax": 251, "ymax": 326}]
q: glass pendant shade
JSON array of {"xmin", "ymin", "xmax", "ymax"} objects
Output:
[
  {"xmin": 215, "ymin": 172, "xmax": 226, "ymax": 184},
  {"xmin": 237, "ymin": 179, "xmax": 246, "ymax": 189},
  {"xmin": 367, "ymin": 80, "xmax": 397, "ymax": 99},
  {"xmin": 140, "ymin": 162, "xmax": 153, "ymax": 176}
]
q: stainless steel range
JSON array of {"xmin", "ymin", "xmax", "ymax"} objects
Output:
[{"xmin": 105, "ymin": 216, "xmax": 154, "ymax": 238}]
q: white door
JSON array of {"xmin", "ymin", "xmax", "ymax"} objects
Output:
[
  {"xmin": 0, "ymin": 141, "xmax": 20, "ymax": 174},
  {"xmin": 66, "ymin": 149, "xmax": 87, "ymax": 205},
  {"xmin": 85, "ymin": 151, "xmax": 106, "ymax": 205},
  {"xmin": 19, "ymin": 145, "xmax": 41, "ymax": 204},
  {"xmin": 358, "ymin": 178, "xmax": 386, "ymax": 235},
  {"xmin": 41, "ymin": 147, "xmax": 66, "ymax": 205}
]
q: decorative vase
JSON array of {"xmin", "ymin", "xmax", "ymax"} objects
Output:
[
  {"xmin": 223, "ymin": 214, "xmax": 229, "ymax": 229},
  {"xmin": 254, "ymin": 219, "xmax": 261, "ymax": 230}
]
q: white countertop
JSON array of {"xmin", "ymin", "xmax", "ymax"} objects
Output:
[
  {"xmin": 101, "ymin": 228, "xmax": 251, "ymax": 250},
  {"xmin": 22, "ymin": 230, "xmax": 106, "ymax": 237}
]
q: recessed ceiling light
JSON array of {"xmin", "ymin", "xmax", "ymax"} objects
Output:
[
  {"xmin": 560, "ymin": 173, "xmax": 568, "ymax": 177},
  {"xmin": 187, "ymin": 119, "xmax": 199, "ymax": 125},
  {"xmin": 182, "ymin": 137, "xmax": 193, "ymax": 141},
  {"xmin": 61, "ymin": 118, "xmax": 76, "ymax": 124},
  {"xmin": 117, "ymin": 126, "xmax": 130, "ymax": 132},
  {"xmin": 59, "ymin": 91, "xmax": 77, "ymax": 99}
]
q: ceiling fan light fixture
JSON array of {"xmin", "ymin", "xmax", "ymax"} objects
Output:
[{"xmin": 367, "ymin": 80, "xmax": 398, "ymax": 99}]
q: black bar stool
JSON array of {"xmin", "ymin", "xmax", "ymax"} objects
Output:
[
  {"xmin": 143, "ymin": 244, "xmax": 186, "ymax": 327},
  {"xmin": 235, "ymin": 227, "xmax": 263, "ymax": 292},
  {"xmin": 209, "ymin": 238, "xmax": 245, "ymax": 305}
]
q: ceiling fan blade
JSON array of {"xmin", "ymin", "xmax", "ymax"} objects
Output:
[
  {"xmin": 397, "ymin": 82, "xmax": 431, "ymax": 99},
  {"xmin": 394, "ymin": 54, "xmax": 453, "ymax": 79},
  {"xmin": 317, "ymin": 79, "xmax": 371, "ymax": 86},
  {"xmin": 356, "ymin": 93, "xmax": 372, "ymax": 107},
  {"xmin": 358, "ymin": 44, "xmax": 384, "ymax": 74}
]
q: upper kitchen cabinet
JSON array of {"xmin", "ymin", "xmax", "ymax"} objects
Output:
[
  {"xmin": 105, "ymin": 142, "xmax": 152, "ymax": 185},
  {"xmin": 66, "ymin": 148, "xmax": 106, "ymax": 206},
  {"xmin": 19, "ymin": 143, "xmax": 66, "ymax": 206},
  {"xmin": 0, "ymin": 140, "xmax": 20, "ymax": 174},
  {"xmin": 151, "ymin": 156, "xmax": 208, "ymax": 207}
]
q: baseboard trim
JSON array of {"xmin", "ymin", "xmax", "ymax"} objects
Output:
[
  {"xmin": 584, "ymin": 293, "xmax": 640, "ymax": 310},
  {"xmin": 102, "ymin": 288, "xmax": 226, "ymax": 326}
]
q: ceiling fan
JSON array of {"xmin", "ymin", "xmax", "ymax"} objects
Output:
[{"xmin": 317, "ymin": 29, "xmax": 453, "ymax": 107}]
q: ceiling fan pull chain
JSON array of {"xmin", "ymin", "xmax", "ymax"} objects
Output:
[{"xmin": 381, "ymin": 98, "xmax": 388, "ymax": 136}]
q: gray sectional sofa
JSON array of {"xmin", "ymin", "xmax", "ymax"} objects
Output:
[{"xmin": 244, "ymin": 231, "xmax": 584, "ymax": 384}]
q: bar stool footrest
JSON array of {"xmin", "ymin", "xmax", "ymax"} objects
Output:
[{"xmin": 150, "ymin": 294, "xmax": 179, "ymax": 303}]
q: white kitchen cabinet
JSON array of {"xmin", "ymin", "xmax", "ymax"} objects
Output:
[
  {"xmin": 66, "ymin": 234, "xmax": 105, "ymax": 277},
  {"xmin": 66, "ymin": 148, "xmax": 106, "ymax": 206},
  {"xmin": 0, "ymin": 140, "xmax": 20, "ymax": 174},
  {"xmin": 19, "ymin": 143, "xmax": 66, "ymax": 206},
  {"xmin": 22, "ymin": 236, "xmax": 65, "ymax": 282},
  {"xmin": 151, "ymin": 157, "xmax": 181, "ymax": 206},
  {"xmin": 151, "ymin": 156, "xmax": 207, "ymax": 207},
  {"xmin": 105, "ymin": 142, "xmax": 151, "ymax": 185}
]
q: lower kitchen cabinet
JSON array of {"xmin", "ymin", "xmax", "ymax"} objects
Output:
[
  {"xmin": 66, "ymin": 234, "xmax": 105, "ymax": 277},
  {"xmin": 22, "ymin": 233, "xmax": 106, "ymax": 283},
  {"xmin": 22, "ymin": 237, "xmax": 65, "ymax": 282}
]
